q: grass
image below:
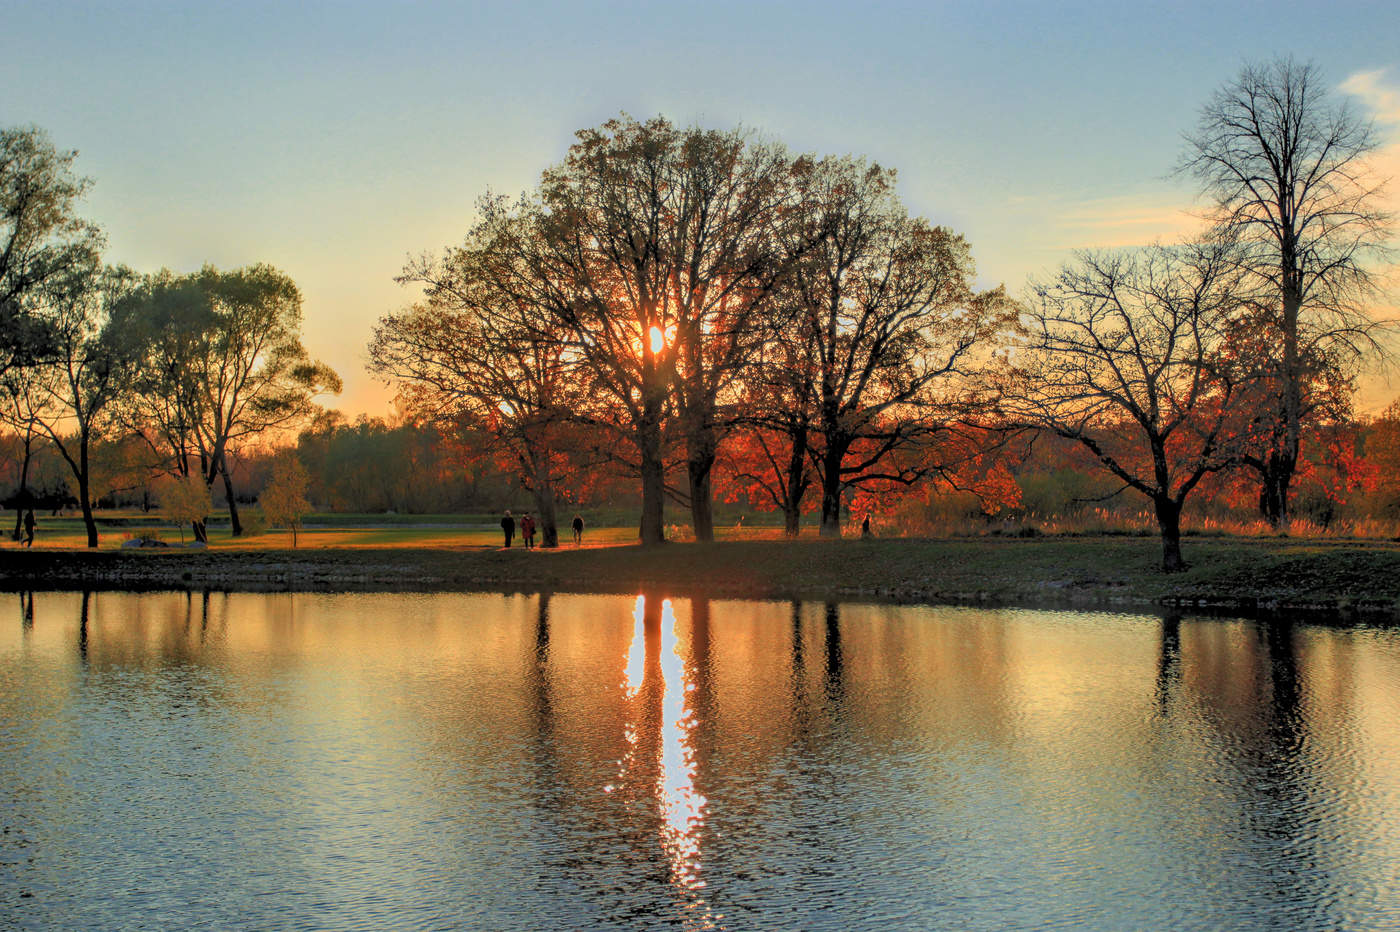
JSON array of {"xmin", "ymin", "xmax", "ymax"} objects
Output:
[
  {"xmin": 4, "ymin": 523, "xmax": 1399, "ymax": 621},
  {"xmin": 3, "ymin": 513, "xmax": 781, "ymax": 550}
]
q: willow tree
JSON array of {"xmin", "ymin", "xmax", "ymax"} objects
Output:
[
  {"xmin": 111, "ymin": 265, "xmax": 340, "ymax": 540},
  {"xmin": 2, "ymin": 125, "xmax": 102, "ymax": 382},
  {"xmin": 1183, "ymin": 58, "xmax": 1393, "ymax": 527},
  {"xmin": 780, "ymin": 157, "xmax": 1013, "ymax": 536}
]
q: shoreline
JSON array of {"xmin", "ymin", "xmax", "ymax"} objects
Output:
[{"xmin": 3, "ymin": 537, "xmax": 1399, "ymax": 623}]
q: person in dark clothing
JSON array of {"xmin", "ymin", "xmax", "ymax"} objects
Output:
[
  {"xmin": 860, "ymin": 513, "xmax": 872, "ymax": 538},
  {"xmin": 501, "ymin": 510, "xmax": 515, "ymax": 548},
  {"xmin": 521, "ymin": 513, "xmax": 536, "ymax": 550},
  {"xmin": 22, "ymin": 510, "xmax": 36, "ymax": 547},
  {"xmin": 571, "ymin": 514, "xmax": 584, "ymax": 546}
]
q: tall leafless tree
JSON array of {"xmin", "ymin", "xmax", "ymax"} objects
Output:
[
  {"xmin": 435, "ymin": 118, "xmax": 802, "ymax": 545},
  {"xmin": 1183, "ymin": 57, "xmax": 1393, "ymax": 527}
]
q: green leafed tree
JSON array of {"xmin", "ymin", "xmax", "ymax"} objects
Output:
[
  {"xmin": 1, "ymin": 125, "xmax": 103, "ymax": 382},
  {"xmin": 110, "ymin": 264, "xmax": 340, "ymax": 540},
  {"xmin": 30, "ymin": 263, "xmax": 137, "ymax": 547}
]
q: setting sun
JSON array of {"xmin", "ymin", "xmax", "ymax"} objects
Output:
[{"xmin": 649, "ymin": 325, "xmax": 666, "ymax": 354}]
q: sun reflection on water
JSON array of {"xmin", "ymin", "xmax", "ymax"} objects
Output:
[
  {"xmin": 613, "ymin": 595, "xmax": 716, "ymax": 928},
  {"xmin": 624, "ymin": 595, "xmax": 647, "ymax": 698},
  {"xmin": 658, "ymin": 599, "xmax": 707, "ymax": 900}
]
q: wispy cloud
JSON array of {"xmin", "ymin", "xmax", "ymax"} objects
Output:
[
  {"xmin": 1340, "ymin": 68, "xmax": 1400, "ymax": 124},
  {"xmin": 1340, "ymin": 68, "xmax": 1400, "ymax": 220},
  {"xmin": 1050, "ymin": 192, "xmax": 1200, "ymax": 250}
]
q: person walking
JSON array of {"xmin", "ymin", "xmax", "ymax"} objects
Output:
[
  {"xmin": 500, "ymin": 509, "xmax": 515, "ymax": 548},
  {"xmin": 571, "ymin": 513, "xmax": 584, "ymax": 546},
  {"xmin": 22, "ymin": 509, "xmax": 36, "ymax": 547},
  {"xmin": 521, "ymin": 513, "xmax": 536, "ymax": 550},
  {"xmin": 860, "ymin": 513, "xmax": 872, "ymax": 539}
]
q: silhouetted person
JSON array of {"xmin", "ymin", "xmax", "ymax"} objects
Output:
[
  {"xmin": 22, "ymin": 509, "xmax": 36, "ymax": 547},
  {"xmin": 521, "ymin": 513, "xmax": 536, "ymax": 550},
  {"xmin": 571, "ymin": 514, "xmax": 584, "ymax": 546},
  {"xmin": 860, "ymin": 513, "xmax": 871, "ymax": 538},
  {"xmin": 501, "ymin": 509, "xmax": 515, "ymax": 548}
]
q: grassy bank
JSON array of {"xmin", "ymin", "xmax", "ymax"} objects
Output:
[{"xmin": 3, "ymin": 536, "xmax": 1399, "ymax": 620}]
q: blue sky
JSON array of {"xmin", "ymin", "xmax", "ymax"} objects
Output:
[{"xmin": 4, "ymin": 0, "xmax": 1399, "ymax": 414}]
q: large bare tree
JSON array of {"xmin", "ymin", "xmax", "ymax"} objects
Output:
[
  {"xmin": 375, "ymin": 223, "xmax": 579, "ymax": 548},
  {"xmin": 1010, "ymin": 240, "xmax": 1254, "ymax": 571},
  {"xmin": 780, "ymin": 157, "xmax": 1012, "ymax": 536},
  {"xmin": 1183, "ymin": 57, "xmax": 1393, "ymax": 527},
  {"xmin": 436, "ymin": 118, "xmax": 800, "ymax": 545}
]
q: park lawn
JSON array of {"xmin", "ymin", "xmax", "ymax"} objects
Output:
[{"xmin": 4, "ymin": 515, "xmax": 775, "ymax": 550}]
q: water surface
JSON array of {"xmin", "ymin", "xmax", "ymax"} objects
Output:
[{"xmin": 2, "ymin": 591, "xmax": 1398, "ymax": 929}]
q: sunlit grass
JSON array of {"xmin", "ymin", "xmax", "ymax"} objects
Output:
[
  {"xmin": 4, "ymin": 515, "xmax": 660, "ymax": 551},
  {"xmin": 6, "ymin": 507, "xmax": 1396, "ymax": 553}
]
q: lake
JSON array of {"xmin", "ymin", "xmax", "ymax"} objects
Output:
[{"xmin": 2, "ymin": 591, "xmax": 1398, "ymax": 930}]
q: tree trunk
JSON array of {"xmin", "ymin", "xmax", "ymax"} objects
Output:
[
  {"xmin": 684, "ymin": 421, "xmax": 718, "ymax": 543},
  {"xmin": 783, "ymin": 503, "xmax": 802, "ymax": 538},
  {"xmin": 1154, "ymin": 495, "xmax": 1185, "ymax": 573},
  {"xmin": 11, "ymin": 433, "xmax": 32, "ymax": 541},
  {"xmin": 1258, "ymin": 450, "xmax": 1294, "ymax": 529},
  {"xmin": 818, "ymin": 441, "xmax": 846, "ymax": 538},
  {"xmin": 688, "ymin": 458, "xmax": 715, "ymax": 543},
  {"xmin": 783, "ymin": 424, "xmax": 808, "ymax": 538},
  {"xmin": 220, "ymin": 456, "xmax": 243, "ymax": 536},
  {"xmin": 1275, "ymin": 276, "xmax": 1303, "ymax": 530},
  {"xmin": 638, "ymin": 407, "xmax": 666, "ymax": 546},
  {"xmin": 76, "ymin": 452, "xmax": 98, "ymax": 548},
  {"xmin": 530, "ymin": 475, "xmax": 560, "ymax": 549}
]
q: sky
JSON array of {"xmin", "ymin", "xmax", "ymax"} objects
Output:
[{"xmin": 4, "ymin": 0, "xmax": 1400, "ymax": 415}]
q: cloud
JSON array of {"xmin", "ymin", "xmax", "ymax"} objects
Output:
[
  {"xmin": 1340, "ymin": 68, "xmax": 1400, "ymax": 217},
  {"xmin": 1051, "ymin": 192, "xmax": 1201, "ymax": 250},
  {"xmin": 1340, "ymin": 69, "xmax": 1400, "ymax": 125}
]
